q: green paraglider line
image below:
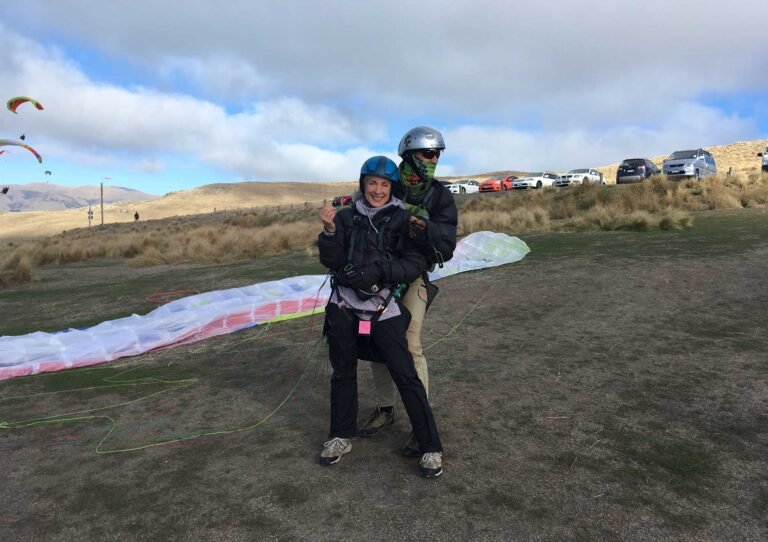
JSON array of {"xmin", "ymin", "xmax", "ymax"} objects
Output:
[
  {"xmin": 0, "ymin": 279, "xmax": 332, "ymax": 454},
  {"xmin": 1, "ymin": 267, "xmax": 510, "ymax": 454},
  {"xmin": 0, "ymin": 323, "xmax": 326, "ymax": 454},
  {"xmin": 423, "ymin": 264, "xmax": 513, "ymax": 352}
]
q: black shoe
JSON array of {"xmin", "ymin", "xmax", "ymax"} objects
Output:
[
  {"xmin": 358, "ymin": 407, "xmax": 394, "ymax": 438},
  {"xmin": 401, "ymin": 431, "xmax": 421, "ymax": 457}
]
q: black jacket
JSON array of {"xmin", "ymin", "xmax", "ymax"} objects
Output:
[
  {"xmin": 318, "ymin": 203, "xmax": 426, "ymax": 288},
  {"xmin": 406, "ymin": 181, "xmax": 458, "ymax": 268}
]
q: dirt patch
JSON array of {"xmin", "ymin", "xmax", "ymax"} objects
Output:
[{"xmin": 1, "ymin": 223, "xmax": 767, "ymax": 540}]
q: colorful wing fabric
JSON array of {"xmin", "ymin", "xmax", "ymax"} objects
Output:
[
  {"xmin": 6, "ymin": 96, "xmax": 44, "ymax": 113},
  {"xmin": 0, "ymin": 232, "xmax": 530, "ymax": 381},
  {"xmin": 0, "ymin": 139, "xmax": 42, "ymax": 163}
]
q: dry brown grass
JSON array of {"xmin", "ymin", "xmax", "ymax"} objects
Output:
[
  {"xmin": 0, "ymin": 207, "xmax": 320, "ymax": 287},
  {"xmin": 0, "ymin": 181, "xmax": 358, "ymax": 242},
  {"xmin": 2, "ymin": 171, "xmax": 767, "ymax": 288},
  {"xmin": 459, "ymin": 172, "xmax": 768, "ymax": 235}
]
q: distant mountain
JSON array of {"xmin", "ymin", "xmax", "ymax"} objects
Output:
[{"xmin": 0, "ymin": 183, "xmax": 159, "ymax": 212}]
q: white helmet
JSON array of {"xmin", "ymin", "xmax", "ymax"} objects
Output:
[{"xmin": 397, "ymin": 126, "xmax": 446, "ymax": 157}]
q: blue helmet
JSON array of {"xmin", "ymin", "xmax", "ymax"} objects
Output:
[{"xmin": 359, "ymin": 156, "xmax": 404, "ymax": 198}]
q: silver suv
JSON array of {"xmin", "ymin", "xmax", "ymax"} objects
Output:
[
  {"xmin": 662, "ymin": 148, "xmax": 716, "ymax": 180},
  {"xmin": 757, "ymin": 145, "xmax": 768, "ymax": 172}
]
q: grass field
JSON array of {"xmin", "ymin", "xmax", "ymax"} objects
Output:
[
  {"xmin": 1, "ymin": 209, "xmax": 767, "ymax": 540},
  {"xmin": 4, "ymin": 173, "xmax": 767, "ymax": 289}
]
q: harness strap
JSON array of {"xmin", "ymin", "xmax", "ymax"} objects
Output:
[
  {"xmin": 346, "ymin": 214, "xmax": 363, "ymax": 263},
  {"xmin": 376, "ymin": 215, "xmax": 392, "ymax": 257},
  {"xmin": 332, "ymin": 285, "xmax": 396, "ymax": 320}
]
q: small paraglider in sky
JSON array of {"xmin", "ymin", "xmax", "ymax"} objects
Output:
[
  {"xmin": 6, "ymin": 96, "xmax": 44, "ymax": 114},
  {"xmin": 45, "ymin": 170, "xmax": 52, "ymax": 175},
  {"xmin": 19, "ymin": 134, "xmax": 25, "ymax": 141},
  {"xmin": 1, "ymin": 186, "xmax": 9, "ymax": 195},
  {"xmin": 0, "ymin": 139, "xmax": 43, "ymax": 163}
]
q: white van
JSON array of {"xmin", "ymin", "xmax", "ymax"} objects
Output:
[{"xmin": 758, "ymin": 146, "xmax": 768, "ymax": 172}]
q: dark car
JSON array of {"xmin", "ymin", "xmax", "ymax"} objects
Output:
[
  {"xmin": 616, "ymin": 158, "xmax": 660, "ymax": 184},
  {"xmin": 331, "ymin": 195, "xmax": 353, "ymax": 207}
]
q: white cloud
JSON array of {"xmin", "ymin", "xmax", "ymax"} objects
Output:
[
  {"xmin": 6, "ymin": 1, "xmax": 767, "ymax": 115},
  {"xmin": 1, "ymin": 1, "xmax": 766, "ymax": 186},
  {"xmin": 135, "ymin": 158, "xmax": 165, "ymax": 174},
  {"xmin": 450, "ymin": 102, "xmax": 756, "ymax": 173},
  {"xmin": 0, "ymin": 23, "xmax": 387, "ymax": 181},
  {"xmin": 159, "ymin": 55, "xmax": 272, "ymax": 99}
]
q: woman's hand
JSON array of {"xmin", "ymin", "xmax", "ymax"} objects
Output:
[{"xmin": 320, "ymin": 205, "xmax": 336, "ymax": 233}]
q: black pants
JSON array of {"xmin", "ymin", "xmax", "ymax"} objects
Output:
[{"xmin": 324, "ymin": 302, "xmax": 442, "ymax": 453}]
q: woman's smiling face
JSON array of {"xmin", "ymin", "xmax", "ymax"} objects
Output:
[{"xmin": 363, "ymin": 175, "xmax": 392, "ymax": 208}]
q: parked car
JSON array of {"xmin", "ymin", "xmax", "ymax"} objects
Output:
[
  {"xmin": 554, "ymin": 168, "xmax": 604, "ymax": 187},
  {"xmin": 616, "ymin": 158, "xmax": 660, "ymax": 184},
  {"xmin": 662, "ymin": 149, "xmax": 716, "ymax": 179},
  {"xmin": 479, "ymin": 176, "xmax": 517, "ymax": 192},
  {"xmin": 448, "ymin": 179, "xmax": 480, "ymax": 194},
  {"xmin": 758, "ymin": 145, "xmax": 768, "ymax": 172},
  {"xmin": 331, "ymin": 195, "xmax": 353, "ymax": 206},
  {"xmin": 512, "ymin": 172, "xmax": 559, "ymax": 189}
]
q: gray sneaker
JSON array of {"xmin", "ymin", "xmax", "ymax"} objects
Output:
[
  {"xmin": 319, "ymin": 437, "xmax": 352, "ymax": 466},
  {"xmin": 357, "ymin": 407, "xmax": 394, "ymax": 437},
  {"xmin": 419, "ymin": 452, "xmax": 443, "ymax": 478}
]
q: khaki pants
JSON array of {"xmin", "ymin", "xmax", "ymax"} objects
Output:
[{"xmin": 368, "ymin": 275, "xmax": 429, "ymax": 406}]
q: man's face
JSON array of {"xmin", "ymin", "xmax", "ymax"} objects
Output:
[{"xmin": 363, "ymin": 176, "xmax": 392, "ymax": 208}]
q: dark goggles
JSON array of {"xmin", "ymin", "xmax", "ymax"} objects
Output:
[{"xmin": 417, "ymin": 149, "xmax": 441, "ymax": 159}]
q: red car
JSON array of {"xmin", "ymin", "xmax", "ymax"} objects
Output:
[
  {"xmin": 331, "ymin": 195, "xmax": 353, "ymax": 206},
  {"xmin": 479, "ymin": 176, "xmax": 517, "ymax": 192}
]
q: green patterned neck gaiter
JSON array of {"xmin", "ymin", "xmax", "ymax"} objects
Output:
[{"xmin": 400, "ymin": 158, "xmax": 436, "ymax": 202}]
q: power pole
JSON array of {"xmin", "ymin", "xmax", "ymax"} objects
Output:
[{"xmin": 100, "ymin": 176, "xmax": 111, "ymax": 225}]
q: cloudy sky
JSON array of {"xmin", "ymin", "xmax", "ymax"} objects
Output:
[{"xmin": 1, "ymin": 0, "xmax": 766, "ymax": 195}]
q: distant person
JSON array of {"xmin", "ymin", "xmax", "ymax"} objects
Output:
[
  {"xmin": 134, "ymin": 211, "xmax": 140, "ymax": 221},
  {"xmin": 1, "ymin": 186, "xmax": 9, "ymax": 195},
  {"xmin": 19, "ymin": 134, "xmax": 25, "ymax": 141},
  {"xmin": 358, "ymin": 126, "xmax": 458, "ymax": 459},
  {"xmin": 317, "ymin": 155, "xmax": 444, "ymax": 478}
]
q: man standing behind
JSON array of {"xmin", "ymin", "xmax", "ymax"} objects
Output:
[{"xmin": 358, "ymin": 126, "xmax": 458, "ymax": 457}]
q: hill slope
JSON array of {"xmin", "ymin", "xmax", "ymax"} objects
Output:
[
  {"xmin": 0, "ymin": 183, "xmax": 159, "ymax": 212},
  {"xmin": 1, "ymin": 139, "xmax": 766, "ymax": 240},
  {"xmin": 0, "ymin": 181, "xmax": 357, "ymax": 241}
]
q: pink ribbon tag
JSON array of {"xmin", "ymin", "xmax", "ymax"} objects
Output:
[{"xmin": 358, "ymin": 320, "xmax": 371, "ymax": 335}]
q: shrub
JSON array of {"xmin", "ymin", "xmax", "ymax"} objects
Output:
[{"xmin": 1, "ymin": 172, "xmax": 766, "ymax": 287}]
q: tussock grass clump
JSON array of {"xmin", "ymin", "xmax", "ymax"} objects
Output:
[
  {"xmin": 1, "ymin": 172, "xmax": 767, "ymax": 287},
  {"xmin": 460, "ymin": 173, "xmax": 768, "ymax": 235},
  {"xmin": 0, "ymin": 207, "xmax": 320, "ymax": 286},
  {"xmin": 461, "ymin": 206, "xmax": 550, "ymax": 234},
  {"xmin": 0, "ymin": 251, "xmax": 34, "ymax": 287}
]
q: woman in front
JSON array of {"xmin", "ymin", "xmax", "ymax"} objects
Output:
[{"xmin": 318, "ymin": 156, "xmax": 443, "ymax": 478}]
